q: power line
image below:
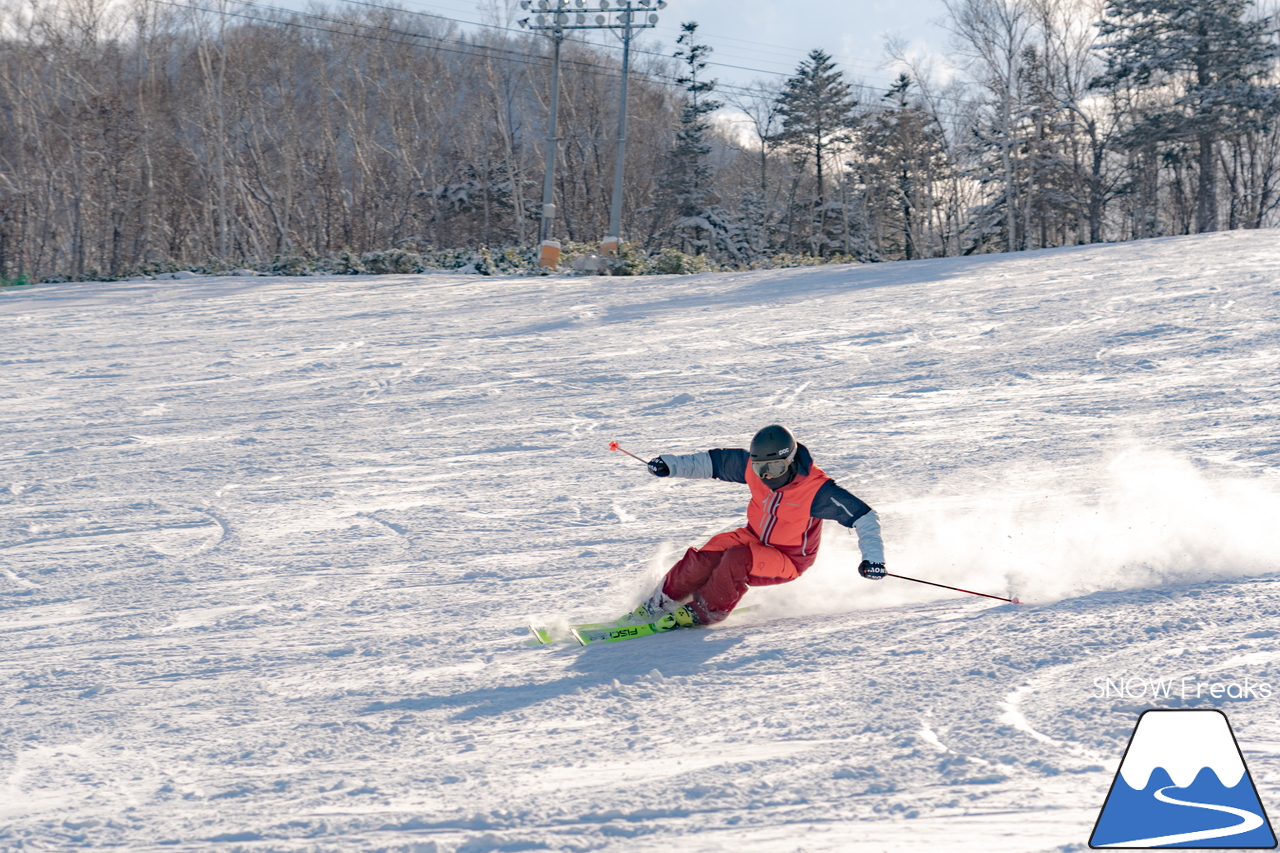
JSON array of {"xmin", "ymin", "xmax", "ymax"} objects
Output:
[
  {"xmin": 359, "ymin": 0, "xmax": 919, "ymax": 78},
  {"xmin": 325, "ymin": 0, "xmax": 977, "ymax": 110},
  {"xmin": 147, "ymin": 0, "xmax": 750, "ymax": 105},
  {"xmin": 152, "ymin": 0, "xmax": 976, "ymax": 119},
  {"xmin": 156, "ymin": 0, "xmax": 687, "ymax": 96},
  {"xmin": 156, "ymin": 0, "xmax": 637, "ymax": 81},
  {"xmin": 646, "ymin": 19, "xmax": 912, "ymax": 75}
]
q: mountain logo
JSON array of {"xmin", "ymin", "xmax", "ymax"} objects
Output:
[{"xmin": 1090, "ymin": 709, "xmax": 1276, "ymax": 848}]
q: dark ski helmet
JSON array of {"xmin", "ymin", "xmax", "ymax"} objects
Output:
[{"xmin": 749, "ymin": 424, "xmax": 796, "ymax": 480}]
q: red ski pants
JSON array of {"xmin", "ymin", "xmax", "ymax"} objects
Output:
[{"xmin": 660, "ymin": 528, "xmax": 798, "ymax": 624}]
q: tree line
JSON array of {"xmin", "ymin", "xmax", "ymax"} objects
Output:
[{"xmin": 1, "ymin": 0, "xmax": 1278, "ymax": 281}]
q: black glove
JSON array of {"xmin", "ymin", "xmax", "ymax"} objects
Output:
[
  {"xmin": 647, "ymin": 457, "xmax": 670, "ymax": 477},
  {"xmin": 858, "ymin": 560, "xmax": 886, "ymax": 580}
]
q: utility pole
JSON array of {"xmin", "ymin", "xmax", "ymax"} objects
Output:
[
  {"xmin": 519, "ymin": 0, "xmax": 666, "ymax": 268},
  {"xmin": 602, "ymin": 6, "xmax": 645, "ymax": 258},
  {"xmin": 537, "ymin": 31, "xmax": 564, "ymax": 269}
]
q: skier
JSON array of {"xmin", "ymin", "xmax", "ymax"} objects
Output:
[{"xmin": 631, "ymin": 424, "xmax": 885, "ymax": 629}]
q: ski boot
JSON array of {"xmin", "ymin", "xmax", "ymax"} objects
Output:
[
  {"xmin": 623, "ymin": 589, "xmax": 676, "ymax": 624},
  {"xmin": 654, "ymin": 604, "xmax": 700, "ymax": 631}
]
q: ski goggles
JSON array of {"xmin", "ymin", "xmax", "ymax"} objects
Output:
[{"xmin": 751, "ymin": 458, "xmax": 790, "ymax": 480}]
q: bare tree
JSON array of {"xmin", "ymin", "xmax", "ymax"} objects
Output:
[{"xmin": 946, "ymin": 0, "xmax": 1033, "ymax": 252}]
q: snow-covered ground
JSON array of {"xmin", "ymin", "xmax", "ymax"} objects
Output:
[{"xmin": 3, "ymin": 231, "xmax": 1280, "ymax": 853}]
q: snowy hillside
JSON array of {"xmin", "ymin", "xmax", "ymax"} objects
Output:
[{"xmin": 3, "ymin": 232, "xmax": 1280, "ymax": 853}]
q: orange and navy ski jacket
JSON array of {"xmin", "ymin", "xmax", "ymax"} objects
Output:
[{"xmin": 659, "ymin": 443, "xmax": 882, "ymax": 579}]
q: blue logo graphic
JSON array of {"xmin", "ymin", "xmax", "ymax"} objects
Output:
[{"xmin": 1091, "ymin": 709, "xmax": 1276, "ymax": 848}]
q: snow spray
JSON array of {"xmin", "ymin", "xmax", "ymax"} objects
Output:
[{"xmin": 882, "ymin": 444, "xmax": 1280, "ymax": 606}]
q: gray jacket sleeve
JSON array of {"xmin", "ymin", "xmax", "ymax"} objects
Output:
[
  {"xmin": 658, "ymin": 451, "xmax": 715, "ymax": 479},
  {"xmin": 852, "ymin": 511, "xmax": 885, "ymax": 565}
]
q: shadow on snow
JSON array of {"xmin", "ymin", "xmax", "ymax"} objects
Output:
[{"xmin": 359, "ymin": 633, "xmax": 745, "ymax": 721}]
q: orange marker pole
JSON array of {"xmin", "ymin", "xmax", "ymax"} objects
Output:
[{"xmin": 608, "ymin": 441, "xmax": 648, "ymax": 465}]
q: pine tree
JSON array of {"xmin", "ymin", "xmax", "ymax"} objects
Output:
[
  {"xmin": 650, "ymin": 22, "xmax": 742, "ymax": 259},
  {"xmin": 1093, "ymin": 0, "xmax": 1280, "ymax": 233},
  {"xmin": 736, "ymin": 189, "xmax": 773, "ymax": 260},
  {"xmin": 1017, "ymin": 45, "xmax": 1082, "ymax": 249},
  {"xmin": 773, "ymin": 49, "xmax": 860, "ymax": 254},
  {"xmin": 859, "ymin": 74, "xmax": 950, "ymax": 259}
]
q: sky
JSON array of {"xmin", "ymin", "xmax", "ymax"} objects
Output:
[{"xmin": 654, "ymin": 0, "xmax": 955, "ymax": 89}]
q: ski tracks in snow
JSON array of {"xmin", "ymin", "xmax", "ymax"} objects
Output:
[{"xmin": 2, "ymin": 235, "xmax": 1280, "ymax": 851}]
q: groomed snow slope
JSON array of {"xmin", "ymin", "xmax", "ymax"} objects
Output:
[{"xmin": 3, "ymin": 232, "xmax": 1280, "ymax": 853}]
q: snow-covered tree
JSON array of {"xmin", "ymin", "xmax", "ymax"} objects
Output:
[
  {"xmin": 945, "ymin": 0, "xmax": 1034, "ymax": 252},
  {"xmin": 858, "ymin": 74, "xmax": 951, "ymax": 259},
  {"xmin": 772, "ymin": 49, "xmax": 860, "ymax": 255},
  {"xmin": 1093, "ymin": 0, "xmax": 1280, "ymax": 232},
  {"xmin": 649, "ymin": 22, "xmax": 743, "ymax": 261}
]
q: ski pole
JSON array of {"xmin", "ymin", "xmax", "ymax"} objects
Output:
[
  {"xmin": 885, "ymin": 571, "xmax": 1020, "ymax": 605},
  {"xmin": 608, "ymin": 441, "xmax": 649, "ymax": 465}
]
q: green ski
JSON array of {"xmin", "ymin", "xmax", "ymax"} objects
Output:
[
  {"xmin": 529, "ymin": 605, "xmax": 759, "ymax": 646},
  {"xmin": 527, "ymin": 616, "xmax": 633, "ymax": 645},
  {"xmin": 569, "ymin": 605, "xmax": 762, "ymax": 646},
  {"xmin": 571, "ymin": 619, "xmax": 683, "ymax": 645}
]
